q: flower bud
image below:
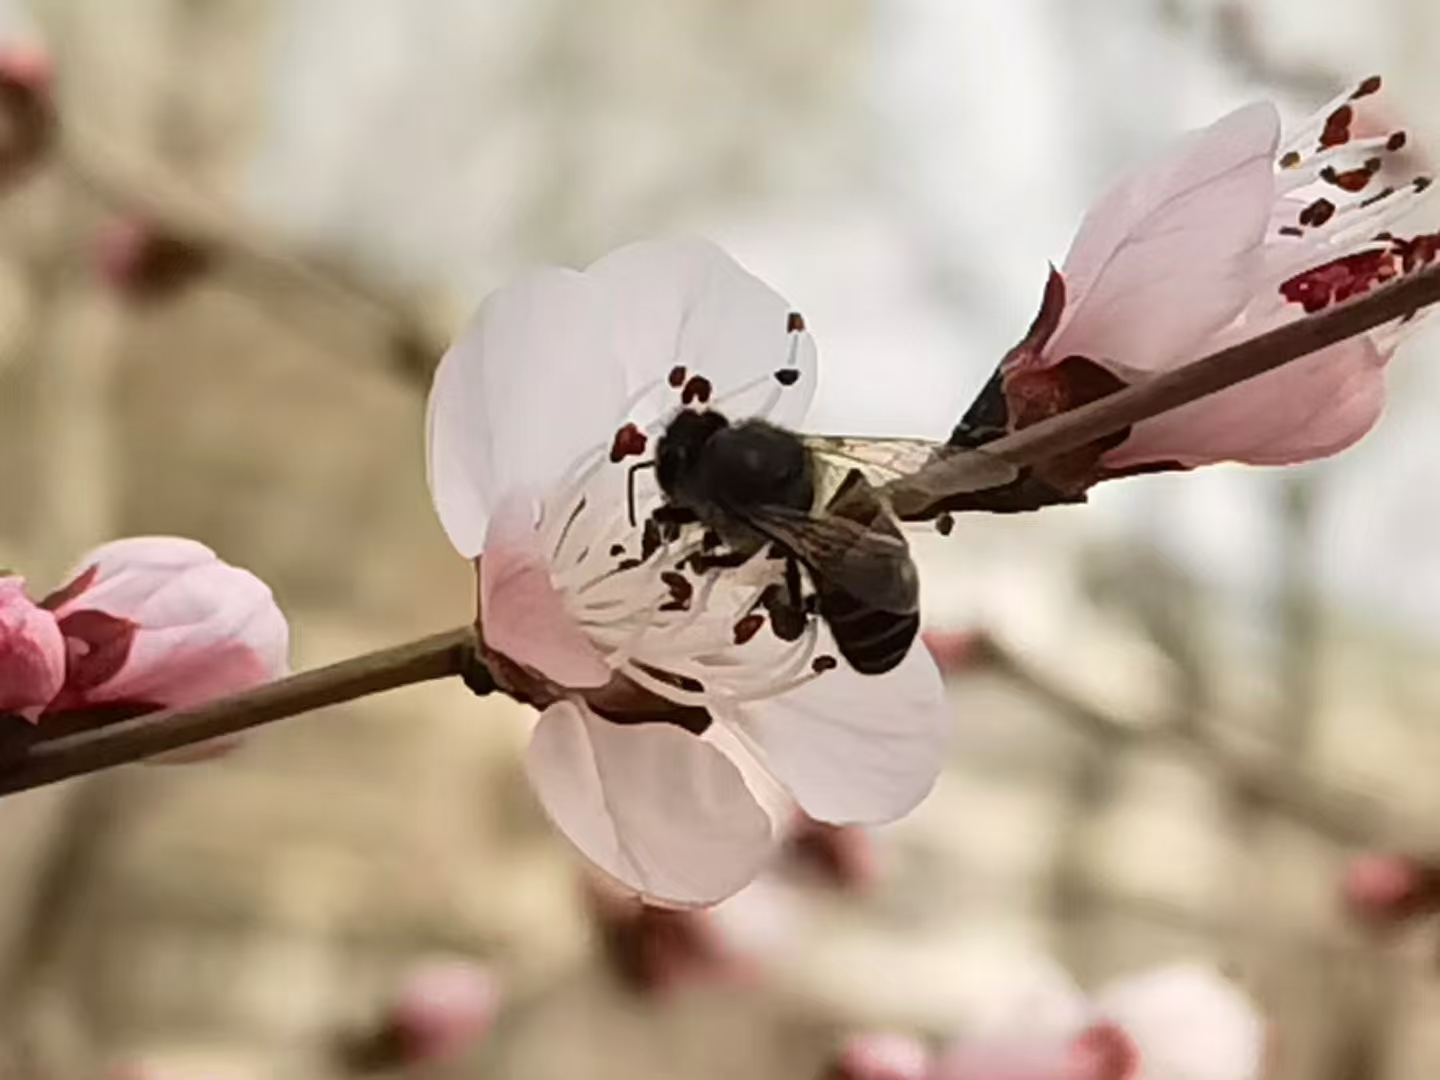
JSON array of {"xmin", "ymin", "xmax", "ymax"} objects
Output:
[
  {"xmin": 340, "ymin": 958, "xmax": 500, "ymax": 1069},
  {"xmin": 41, "ymin": 537, "xmax": 288, "ymax": 722},
  {"xmin": 0, "ymin": 575, "xmax": 64, "ymax": 717}
]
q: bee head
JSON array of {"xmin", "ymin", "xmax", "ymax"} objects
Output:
[{"xmin": 656, "ymin": 408, "xmax": 730, "ymax": 499}]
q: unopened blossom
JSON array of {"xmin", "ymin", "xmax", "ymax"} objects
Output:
[
  {"xmin": 1343, "ymin": 851, "xmax": 1440, "ymax": 927},
  {"xmin": 40, "ymin": 538, "xmax": 288, "ymax": 734},
  {"xmin": 0, "ymin": 44, "xmax": 53, "ymax": 190},
  {"xmin": 933, "ymin": 957, "xmax": 1264, "ymax": 1080},
  {"xmin": 0, "ymin": 575, "xmax": 64, "ymax": 717},
  {"xmin": 952, "ymin": 76, "xmax": 1436, "ymax": 502},
  {"xmin": 95, "ymin": 218, "xmax": 214, "ymax": 302},
  {"xmin": 427, "ymin": 238, "xmax": 951, "ymax": 906}
]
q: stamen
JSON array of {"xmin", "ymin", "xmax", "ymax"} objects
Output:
[
  {"xmin": 668, "ymin": 365, "xmax": 687, "ymax": 388},
  {"xmin": 811, "ymin": 656, "xmax": 838, "ymax": 673},
  {"xmin": 732, "ymin": 613, "xmax": 766, "ymax": 644},
  {"xmin": 681, "ymin": 375, "xmax": 713, "ymax": 405},
  {"xmin": 609, "ymin": 422, "xmax": 648, "ymax": 463},
  {"xmin": 936, "ymin": 512, "xmax": 955, "ymax": 536},
  {"xmin": 551, "ymin": 496, "xmax": 588, "ymax": 563}
]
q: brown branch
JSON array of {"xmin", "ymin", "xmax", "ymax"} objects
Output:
[
  {"xmin": 888, "ymin": 262, "xmax": 1440, "ymax": 518},
  {"xmin": 0, "ymin": 627, "xmax": 482, "ymax": 797},
  {"xmin": 4, "ymin": 259, "xmax": 1440, "ymax": 798}
]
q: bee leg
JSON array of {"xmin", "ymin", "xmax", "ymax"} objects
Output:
[
  {"xmin": 626, "ymin": 460, "xmax": 657, "ymax": 527},
  {"xmin": 692, "ymin": 549, "xmax": 751, "ymax": 571}
]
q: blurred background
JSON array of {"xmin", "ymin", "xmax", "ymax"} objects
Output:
[{"xmin": 2, "ymin": 0, "xmax": 1440, "ymax": 1076}]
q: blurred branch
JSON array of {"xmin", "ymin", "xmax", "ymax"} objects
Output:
[
  {"xmin": 51, "ymin": 117, "xmax": 448, "ymax": 380},
  {"xmin": 973, "ymin": 636, "xmax": 1394, "ymax": 847},
  {"xmin": 4, "ymin": 272, "xmax": 1440, "ymax": 793}
]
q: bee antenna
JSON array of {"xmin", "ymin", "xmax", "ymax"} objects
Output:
[{"xmin": 627, "ymin": 460, "xmax": 656, "ymax": 528}]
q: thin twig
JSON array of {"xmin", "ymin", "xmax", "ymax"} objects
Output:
[
  {"xmin": 888, "ymin": 262, "xmax": 1440, "ymax": 517},
  {"xmin": 0, "ymin": 627, "xmax": 480, "ymax": 797},
  {"xmin": 6, "ymin": 263, "xmax": 1440, "ymax": 797}
]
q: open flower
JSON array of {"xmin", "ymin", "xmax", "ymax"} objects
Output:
[
  {"xmin": 954, "ymin": 76, "xmax": 1435, "ymax": 501},
  {"xmin": 0, "ymin": 575, "xmax": 64, "ymax": 718},
  {"xmin": 40, "ymin": 537, "xmax": 288, "ymax": 719},
  {"xmin": 933, "ymin": 958, "xmax": 1264, "ymax": 1080},
  {"xmin": 427, "ymin": 238, "xmax": 951, "ymax": 907}
]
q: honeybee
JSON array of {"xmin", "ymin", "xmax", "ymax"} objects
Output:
[{"xmin": 650, "ymin": 409, "xmax": 952, "ymax": 675}]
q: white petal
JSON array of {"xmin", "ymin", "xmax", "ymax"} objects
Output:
[
  {"xmin": 588, "ymin": 237, "xmax": 817, "ymax": 427},
  {"xmin": 1050, "ymin": 103, "xmax": 1280, "ymax": 375},
  {"xmin": 525, "ymin": 701, "xmax": 776, "ymax": 906},
  {"xmin": 1095, "ymin": 965, "xmax": 1264, "ymax": 1080},
  {"xmin": 480, "ymin": 494, "xmax": 611, "ymax": 688},
  {"xmin": 728, "ymin": 637, "xmax": 951, "ymax": 824},
  {"xmin": 426, "ymin": 266, "xmax": 628, "ymax": 557}
]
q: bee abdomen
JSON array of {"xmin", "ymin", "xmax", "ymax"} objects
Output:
[{"xmin": 817, "ymin": 588, "xmax": 919, "ymax": 676}]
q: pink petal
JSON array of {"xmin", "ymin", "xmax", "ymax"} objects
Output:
[
  {"xmin": 1050, "ymin": 103, "xmax": 1280, "ymax": 375},
  {"xmin": 932, "ymin": 1040, "xmax": 1080, "ymax": 1080},
  {"xmin": 0, "ymin": 576, "xmax": 64, "ymax": 717},
  {"xmin": 426, "ymin": 266, "xmax": 628, "ymax": 557},
  {"xmin": 45, "ymin": 537, "xmax": 288, "ymax": 713},
  {"xmin": 1095, "ymin": 965, "xmax": 1264, "ymax": 1080},
  {"xmin": 1105, "ymin": 335, "xmax": 1385, "ymax": 469},
  {"xmin": 728, "ymin": 639, "xmax": 951, "ymax": 824},
  {"xmin": 588, "ymin": 238, "xmax": 818, "ymax": 428},
  {"xmin": 525, "ymin": 701, "xmax": 775, "ymax": 906},
  {"xmin": 479, "ymin": 493, "xmax": 611, "ymax": 689}
]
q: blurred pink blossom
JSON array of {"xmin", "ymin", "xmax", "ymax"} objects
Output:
[
  {"xmin": 95, "ymin": 218, "xmax": 214, "ymax": 301},
  {"xmin": 1343, "ymin": 852, "xmax": 1440, "ymax": 927},
  {"xmin": 0, "ymin": 44, "xmax": 53, "ymax": 190},
  {"xmin": 962, "ymin": 75, "xmax": 1436, "ymax": 497},
  {"xmin": 339, "ymin": 957, "xmax": 500, "ymax": 1070},
  {"xmin": 931, "ymin": 958, "xmax": 1263, "ymax": 1080},
  {"xmin": 821, "ymin": 1032, "xmax": 932, "ymax": 1080},
  {"xmin": 0, "ymin": 575, "xmax": 64, "ymax": 718}
]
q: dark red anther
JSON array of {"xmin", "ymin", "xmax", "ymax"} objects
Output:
[
  {"xmin": 1280, "ymin": 249, "xmax": 1398, "ymax": 313},
  {"xmin": 609, "ymin": 422, "xmax": 648, "ymax": 463},
  {"xmin": 681, "ymin": 375, "xmax": 712, "ymax": 405},
  {"xmin": 787, "ymin": 311, "xmax": 806, "ymax": 332},
  {"xmin": 1319, "ymin": 104, "xmax": 1353, "ymax": 149},
  {"xmin": 935, "ymin": 512, "xmax": 955, "ymax": 537},
  {"xmin": 1322, "ymin": 164, "xmax": 1376, "ymax": 193},
  {"xmin": 1387, "ymin": 131, "xmax": 1408, "ymax": 152},
  {"xmin": 1278, "ymin": 150, "xmax": 1303, "ymax": 169},
  {"xmin": 732, "ymin": 613, "xmax": 766, "ymax": 645},
  {"xmin": 1352, "ymin": 75, "xmax": 1383, "ymax": 99},
  {"xmin": 1278, "ymin": 226, "xmax": 1305, "ymax": 238},
  {"xmin": 1416, "ymin": 177, "xmax": 1433, "ymax": 193},
  {"xmin": 667, "ymin": 365, "xmax": 687, "ymax": 388},
  {"xmin": 1299, "ymin": 198, "xmax": 1336, "ymax": 227},
  {"xmin": 659, "ymin": 571, "xmax": 694, "ymax": 612},
  {"xmin": 774, "ymin": 368, "xmax": 801, "ymax": 386},
  {"xmin": 811, "ymin": 656, "xmax": 838, "ymax": 674}
]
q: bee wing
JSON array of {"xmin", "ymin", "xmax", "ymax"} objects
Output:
[
  {"xmin": 803, "ymin": 434, "xmax": 1021, "ymax": 517},
  {"xmin": 740, "ymin": 502, "xmax": 918, "ymax": 614}
]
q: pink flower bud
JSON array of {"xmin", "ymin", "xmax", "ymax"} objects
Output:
[
  {"xmin": 821, "ymin": 1033, "xmax": 931, "ymax": 1080},
  {"xmin": 1343, "ymin": 852, "xmax": 1440, "ymax": 926},
  {"xmin": 340, "ymin": 958, "xmax": 500, "ymax": 1069},
  {"xmin": 0, "ymin": 44, "xmax": 53, "ymax": 190},
  {"xmin": 0, "ymin": 575, "xmax": 64, "ymax": 718},
  {"xmin": 389, "ymin": 959, "xmax": 500, "ymax": 1061},
  {"xmin": 95, "ymin": 218, "xmax": 214, "ymax": 301},
  {"xmin": 40, "ymin": 537, "xmax": 288, "ymax": 717}
]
